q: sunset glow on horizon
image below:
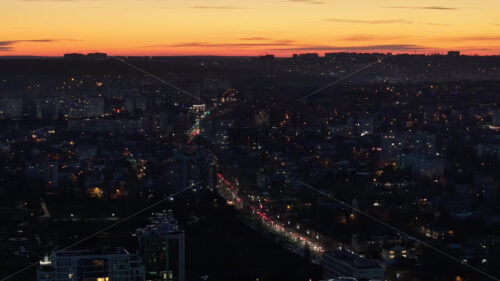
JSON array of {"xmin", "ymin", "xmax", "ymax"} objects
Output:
[{"xmin": 1, "ymin": 0, "xmax": 500, "ymax": 56}]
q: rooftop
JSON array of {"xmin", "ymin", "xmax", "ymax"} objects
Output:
[
  {"xmin": 324, "ymin": 250, "xmax": 382, "ymax": 269},
  {"xmin": 136, "ymin": 210, "xmax": 181, "ymax": 236}
]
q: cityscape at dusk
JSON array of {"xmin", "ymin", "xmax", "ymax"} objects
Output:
[{"xmin": 1, "ymin": 1, "xmax": 500, "ymax": 281}]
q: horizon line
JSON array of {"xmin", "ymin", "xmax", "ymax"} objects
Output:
[{"xmin": 2, "ymin": 51, "xmax": 500, "ymax": 59}]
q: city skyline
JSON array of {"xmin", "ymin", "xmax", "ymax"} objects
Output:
[
  {"xmin": 2, "ymin": 2, "xmax": 500, "ymax": 280},
  {"xmin": 1, "ymin": 0, "xmax": 500, "ymax": 56}
]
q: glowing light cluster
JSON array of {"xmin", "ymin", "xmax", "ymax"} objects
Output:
[{"xmin": 217, "ymin": 173, "xmax": 324, "ymax": 253}]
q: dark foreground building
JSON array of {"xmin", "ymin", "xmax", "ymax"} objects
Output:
[
  {"xmin": 37, "ymin": 248, "xmax": 145, "ymax": 281},
  {"xmin": 321, "ymin": 250, "xmax": 385, "ymax": 281},
  {"xmin": 136, "ymin": 211, "xmax": 185, "ymax": 281}
]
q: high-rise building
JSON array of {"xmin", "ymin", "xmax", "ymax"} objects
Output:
[
  {"xmin": 164, "ymin": 148, "xmax": 216, "ymax": 191},
  {"xmin": 136, "ymin": 211, "xmax": 185, "ymax": 281},
  {"xmin": 37, "ymin": 248, "xmax": 145, "ymax": 281},
  {"xmin": 87, "ymin": 52, "xmax": 108, "ymax": 60},
  {"xmin": 0, "ymin": 98, "xmax": 23, "ymax": 119},
  {"xmin": 296, "ymin": 53, "xmax": 320, "ymax": 59},
  {"xmin": 144, "ymin": 111, "xmax": 169, "ymax": 134},
  {"xmin": 493, "ymin": 109, "xmax": 500, "ymax": 125},
  {"xmin": 68, "ymin": 97, "xmax": 104, "ymax": 119}
]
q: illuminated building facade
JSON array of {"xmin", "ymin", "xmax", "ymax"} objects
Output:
[{"xmin": 37, "ymin": 248, "xmax": 145, "ymax": 281}]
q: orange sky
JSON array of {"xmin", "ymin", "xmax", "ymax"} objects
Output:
[{"xmin": 1, "ymin": 0, "xmax": 500, "ymax": 56}]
